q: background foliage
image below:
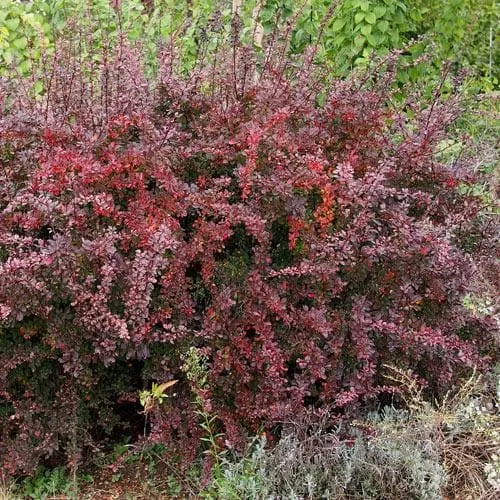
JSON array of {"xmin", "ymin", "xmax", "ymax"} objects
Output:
[{"xmin": 0, "ymin": 0, "xmax": 497, "ymax": 89}]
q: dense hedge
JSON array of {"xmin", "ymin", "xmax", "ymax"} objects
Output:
[{"xmin": 0, "ymin": 33, "xmax": 496, "ymax": 474}]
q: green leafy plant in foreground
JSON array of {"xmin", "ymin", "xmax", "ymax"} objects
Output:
[
  {"xmin": 13, "ymin": 466, "xmax": 75, "ymax": 499},
  {"xmin": 139, "ymin": 379, "xmax": 178, "ymax": 414}
]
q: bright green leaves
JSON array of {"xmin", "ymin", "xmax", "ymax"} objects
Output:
[
  {"xmin": 0, "ymin": 0, "xmax": 495, "ymax": 91},
  {"xmin": 321, "ymin": 0, "xmax": 416, "ymax": 75},
  {"xmin": 378, "ymin": 20, "xmax": 389, "ymax": 32},
  {"xmin": 12, "ymin": 36, "xmax": 27, "ymax": 50},
  {"xmin": 0, "ymin": 0, "xmax": 225, "ymax": 77},
  {"xmin": 364, "ymin": 12, "xmax": 377, "ymax": 24},
  {"xmin": 355, "ymin": 12, "xmax": 365, "ymax": 24},
  {"xmin": 4, "ymin": 17, "xmax": 19, "ymax": 31},
  {"xmin": 359, "ymin": 1, "xmax": 371, "ymax": 12},
  {"xmin": 354, "ymin": 34, "xmax": 365, "ymax": 47},
  {"xmin": 0, "ymin": 0, "xmax": 54, "ymax": 76},
  {"xmin": 373, "ymin": 5, "xmax": 387, "ymax": 18},
  {"xmin": 331, "ymin": 18, "xmax": 347, "ymax": 32},
  {"xmin": 360, "ymin": 24, "xmax": 372, "ymax": 36},
  {"xmin": 0, "ymin": 26, "xmax": 8, "ymax": 45}
]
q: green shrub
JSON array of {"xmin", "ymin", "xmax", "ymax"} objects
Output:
[
  {"xmin": 13, "ymin": 466, "xmax": 74, "ymax": 499},
  {"xmin": 1, "ymin": 0, "xmax": 497, "ymax": 90}
]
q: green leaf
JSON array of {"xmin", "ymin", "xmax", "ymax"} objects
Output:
[
  {"xmin": 409, "ymin": 42, "xmax": 425, "ymax": 55},
  {"xmin": 393, "ymin": 11, "xmax": 404, "ymax": 24},
  {"xmin": 18, "ymin": 59, "xmax": 30, "ymax": 74},
  {"xmin": 12, "ymin": 37, "xmax": 27, "ymax": 50},
  {"xmin": 331, "ymin": 18, "xmax": 347, "ymax": 32},
  {"xmin": 361, "ymin": 24, "xmax": 372, "ymax": 36},
  {"xmin": 34, "ymin": 79, "xmax": 44, "ymax": 95},
  {"xmin": 375, "ymin": 33, "xmax": 387, "ymax": 45},
  {"xmin": 294, "ymin": 28, "xmax": 305, "ymax": 43},
  {"xmin": 354, "ymin": 34, "xmax": 365, "ymax": 47},
  {"xmin": 374, "ymin": 6, "xmax": 387, "ymax": 18},
  {"xmin": 2, "ymin": 49, "xmax": 12, "ymax": 64},
  {"xmin": 364, "ymin": 12, "xmax": 376, "ymax": 24},
  {"xmin": 360, "ymin": 1, "xmax": 371, "ymax": 12},
  {"xmin": 330, "ymin": 34, "xmax": 345, "ymax": 48},
  {"xmin": 410, "ymin": 10, "xmax": 423, "ymax": 21},
  {"xmin": 354, "ymin": 56, "xmax": 369, "ymax": 67},
  {"xmin": 354, "ymin": 12, "xmax": 365, "ymax": 24},
  {"xmin": 5, "ymin": 18, "xmax": 20, "ymax": 31},
  {"xmin": 366, "ymin": 33, "xmax": 378, "ymax": 46},
  {"xmin": 377, "ymin": 20, "xmax": 389, "ymax": 32}
]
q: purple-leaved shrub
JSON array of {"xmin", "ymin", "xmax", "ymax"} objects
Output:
[{"xmin": 0, "ymin": 34, "xmax": 497, "ymax": 474}]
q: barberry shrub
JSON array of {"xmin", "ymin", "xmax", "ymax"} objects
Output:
[{"xmin": 0, "ymin": 33, "xmax": 496, "ymax": 475}]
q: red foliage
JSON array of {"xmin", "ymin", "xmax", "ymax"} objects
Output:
[{"xmin": 0, "ymin": 41, "xmax": 497, "ymax": 474}]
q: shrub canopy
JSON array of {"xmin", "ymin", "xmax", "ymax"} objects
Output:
[{"xmin": 0, "ymin": 37, "xmax": 496, "ymax": 473}]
